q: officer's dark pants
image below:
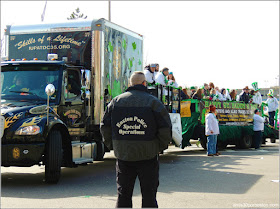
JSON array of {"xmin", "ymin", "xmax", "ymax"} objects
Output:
[
  {"xmin": 269, "ymin": 111, "xmax": 275, "ymax": 126},
  {"xmin": 116, "ymin": 156, "xmax": 159, "ymax": 208},
  {"xmin": 254, "ymin": 131, "xmax": 263, "ymax": 149}
]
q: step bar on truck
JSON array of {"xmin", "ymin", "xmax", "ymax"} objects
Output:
[{"xmin": 71, "ymin": 141, "xmax": 97, "ymax": 164}]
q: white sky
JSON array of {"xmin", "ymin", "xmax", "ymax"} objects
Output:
[{"xmin": 1, "ymin": 1, "xmax": 279, "ymax": 89}]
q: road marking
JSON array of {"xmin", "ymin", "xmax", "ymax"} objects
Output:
[
  {"xmin": 224, "ymin": 149, "xmax": 277, "ymax": 153},
  {"xmin": 259, "ymin": 149, "xmax": 269, "ymax": 152},
  {"xmin": 271, "ymin": 180, "xmax": 279, "ymax": 183}
]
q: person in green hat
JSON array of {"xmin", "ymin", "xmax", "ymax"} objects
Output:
[
  {"xmin": 251, "ymin": 82, "xmax": 262, "ymax": 107},
  {"xmin": 190, "ymin": 86, "xmax": 196, "ymax": 98}
]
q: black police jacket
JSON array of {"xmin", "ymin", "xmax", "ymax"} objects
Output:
[{"xmin": 100, "ymin": 84, "xmax": 172, "ymax": 161}]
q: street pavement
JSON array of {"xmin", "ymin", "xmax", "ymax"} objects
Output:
[{"xmin": 1, "ymin": 141, "xmax": 279, "ymax": 208}]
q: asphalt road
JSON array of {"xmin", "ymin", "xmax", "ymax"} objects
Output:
[{"xmin": 1, "ymin": 141, "xmax": 279, "ymax": 208}]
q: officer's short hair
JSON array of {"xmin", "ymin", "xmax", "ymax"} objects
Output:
[{"xmin": 130, "ymin": 71, "xmax": 146, "ymax": 86}]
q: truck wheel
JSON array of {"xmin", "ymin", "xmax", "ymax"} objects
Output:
[
  {"xmin": 270, "ymin": 138, "xmax": 276, "ymax": 143},
  {"xmin": 198, "ymin": 126, "xmax": 207, "ymax": 150},
  {"xmin": 95, "ymin": 141, "xmax": 105, "ymax": 161},
  {"xmin": 218, "ymin": 141, "xmax": 228, "ymax": 150},
  {"xmin": 45, "ymin": 130, "xmax": 62, "ymax": 184},
  {"xmin": 200, "ymin": 135, "xmax": 207, "ymax": 150},
  {"xmin": 239, "ymin": 134, "xmax": 252, "ymax": 149}
]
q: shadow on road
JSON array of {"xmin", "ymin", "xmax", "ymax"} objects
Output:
[
  {"xmin": 2, "ymin": 144, "xmax": 277, "ymax": 199},
  {"xmin": 158, "ymin": 149, "xmax": 263, "ymax": 195}
]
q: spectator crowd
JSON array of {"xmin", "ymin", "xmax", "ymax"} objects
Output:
[{"xmin": 144, "ymin": 63, "xmax": 278, "ymax": 107}]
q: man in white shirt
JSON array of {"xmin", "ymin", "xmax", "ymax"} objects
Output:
[
  {"xmin": 155, "ymin": 67, "xmax": 169, "ymax": 86},
  {"xmin": 252, "ymin": 90, "xmax": 262, "ymax": 106},
  {"xmin": 266, "ymin": 89, "xmax": 279, "ymax": 127},
  {"xmin": 143, "ymin": 65, "xmax": 155, "ymax": 84},
  {"xmin": 253, "ymin": 109, "xmax": 265, "ymax": 149},
  {"xmin": 251, "ymin": 82, "xmax": 262, "ymax": 107},
  {"xmin": 155, "ymin": 67, "xmax": 169, "ymax": 97},
  {"xmin": 154, "ymin": 64, "xmax": 159, "ymax": 78}
]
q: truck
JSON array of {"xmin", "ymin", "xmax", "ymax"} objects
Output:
[{"xmin": 0, "ymin": 18, "xmax": 143, "ymax": 183}]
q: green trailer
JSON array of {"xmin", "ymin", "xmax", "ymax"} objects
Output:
[{"xmin": 180, "ymin": 99, "xmax": 279, "ymax": 150}]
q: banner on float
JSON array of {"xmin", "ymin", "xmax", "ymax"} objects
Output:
[
  {"xmin": 180, "ymin": 101, "xmax": 191, "ymax": 117},
  {"xmin": 201, "ymin": 100, "xmax": 258, "ymax": 125}
]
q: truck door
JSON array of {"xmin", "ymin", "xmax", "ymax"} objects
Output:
[{"xmin": 59, "ymin": 68, "xmax": 86, "ymax": 138}]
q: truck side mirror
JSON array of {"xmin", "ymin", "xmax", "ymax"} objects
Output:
[
  {"xmin": 45, "ymin": 84, "xmax": 55, "ymax": 96},
  {"xmin": 45, "ymin": 84, "xmax": 55, "ymax": 126},
  {"xmin": 81, "ymin": 69, "xmax": 91, "ymax": 90}
]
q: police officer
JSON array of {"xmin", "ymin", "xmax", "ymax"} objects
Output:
[{"xmin": 100, "ymin": 71, "xmax": 172, "ymax": 208}]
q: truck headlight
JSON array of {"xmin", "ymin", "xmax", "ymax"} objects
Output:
[{"xmin": 15, "ymin": 125, "xmax": 41, "ymax": 135}]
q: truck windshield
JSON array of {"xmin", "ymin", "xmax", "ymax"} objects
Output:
[{"xmin": 1, "ymin": 64, "xmax": 61, "ymax": 104}]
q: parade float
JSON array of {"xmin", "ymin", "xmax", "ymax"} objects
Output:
[{"xmin": 148, "ymin": 84, "xmax": 279, "ymax": 150}]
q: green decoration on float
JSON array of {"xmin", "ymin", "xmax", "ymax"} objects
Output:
[
  {"xmin": 122, "ymin": 39, "xmax": 127, "ymax": 50},
  {"xmin": 108, "ymin": 41, "xmax": 113, "ymax": 52},
  {"xmin": 132, "ymin": 42, "xmax": 137, "ymax": 51},
  {"xmin": 138, "ymin": 59, "xmax": 142, "ymax": 65},
  {"xmin": 129, "ymin": 58, "xmax": 134, "ymax": 69},
  {"xmin": 108, "ymin": 84, "xmax": 112, "ymax": 96},
  {"xmin": 112, "ymin": 80, "xmax": 122, "ymax": 98}
]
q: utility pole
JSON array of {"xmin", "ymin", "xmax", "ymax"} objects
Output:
[{"xmin": 108, "ymin": 0, "xmax": 111, "ymax": 21}]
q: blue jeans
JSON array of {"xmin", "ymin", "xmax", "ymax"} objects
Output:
[
  {"xmin": 269, "ymin": 111, "xmax": 275, "ymax": 127},
  {"xmin": 207, "ymin": 135, "xmax": 217, "ymax": 155}
]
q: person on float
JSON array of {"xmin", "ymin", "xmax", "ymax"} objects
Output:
[
  {"xmin": 209, "ymin": 89, "xmax": 218, "ymax": 101},
  {"xmin": 167, "ymin": 72, "xmax": 178, "ymax": 88},
  {"xmin": 251, "ymin": 82, "xmax": 262, "ymax": 107},
  {"xmin": 209, "ymin": 82, "xmax": 215, "ymax": 91},
  {"xmin": 265, "ymin": 89, "xmax": 279, "ymax": 127},
  {"xmin": 218, "ymin": 88, "xmax": 232, "ymax": 101},
  {"xmin": 192, "ymin": 88, "xmax": 203, "ymax": 100},
  {"xmin": 181, "ymin": 88, "xmax": 190, "ymax": 100},
  {"xmin": 203, "ymin": 83, "xmax": 210, "ymax": 97},
  {"xmin": 154, "ymin": 63, "xmax": 160, "ymax": 78},
  {"xmin": 229, "ymin": 89, "xmax": 237, "ymax": 101},
  {"xmin": 154, "ymin": 67, "xmax": 170, "ymax": 97},
  {"xmin": 143, "ymin": 64, "xmax": 155, "ymax": 85},
  {"xmin": 190, "ymin": 86, "xmax": 196, "ymax": 98},
  {"xmin": 155, "ymin": 67, "xmax": 169, "ymax": 86},
  {"xmin": 239, "ymin": 86, "xmax": 250, "ymax": 103}
]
